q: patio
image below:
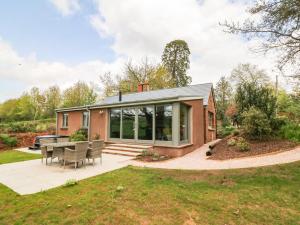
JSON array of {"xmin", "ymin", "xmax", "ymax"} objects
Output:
[{"xmin": 0, "ymin": 153, "xmax": 133, "ymax": 195}]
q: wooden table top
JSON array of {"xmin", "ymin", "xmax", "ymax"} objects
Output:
[{"xmin": 45, "ymin": 142, "xmax": 76, "ymax": 148}]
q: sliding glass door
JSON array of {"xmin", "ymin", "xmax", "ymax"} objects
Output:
[
  {"xmin": 137, "ymin": 106, "xmax": 153, "ymax": 140},
  {"xmin": 122, "ymin": 108, "xmax": 136, "ymax": 139}
]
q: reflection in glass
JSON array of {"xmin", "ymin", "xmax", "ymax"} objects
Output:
[
  {"xmin": 180, "ymin": 104, "xmax": 189, "ymax": 141},
  {"xmin": 110, "ymin": 109, "xmax": 121, "ymax": 138},
  {"xmin": 138, "ymin": 106, "xmax": 153, "ymax": 140},
  {"xmin": 155, "ymin": 105, "xmax": 172, "ymax": 141},
  {"xmin": 122, "ymin": 108, "xmax": 136, "ymax": 139}
]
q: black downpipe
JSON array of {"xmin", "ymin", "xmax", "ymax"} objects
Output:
[{"xmin": 119, "ymin": 91, "xmax": 122, "ymax": 102}]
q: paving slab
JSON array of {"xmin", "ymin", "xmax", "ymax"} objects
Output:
[{"xmin": 0, "ymin": 153, "xmax": 133, "ymax": 195}]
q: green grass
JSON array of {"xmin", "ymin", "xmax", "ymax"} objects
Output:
[
  {"xmin": 0, "ymin": 163, "xmax": 300, "ymax": 224},
  {"xmin": 0, "ymin": 150, "xmax": 41, "ymax": 165}
]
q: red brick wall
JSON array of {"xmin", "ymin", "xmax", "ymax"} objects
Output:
[
  {"xmin": 89, "ymin": 108, "xmax": 108, "ymax": 141},
  {"xmin": 57, "ymin": 110, "xmax": 85, "ymax": 136},
  {"xmin": 205, "ymin": 92, "xmax": 217, "ymax": 142}
]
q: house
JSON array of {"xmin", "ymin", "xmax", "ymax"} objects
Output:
[{"xmin": 55, "ymin": 83, "xmax": 216, "ymax": 157}]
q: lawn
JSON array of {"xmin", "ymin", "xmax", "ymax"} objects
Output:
[
  {"xmin": 0, "ymin": 162, "xmax": 300, "ymax": 224},
  {"xmin": 0, "ymin": 150, "xmax": 41, "ymax": 165}
]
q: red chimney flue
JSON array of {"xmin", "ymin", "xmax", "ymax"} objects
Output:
[
  {"xmin": 137, "ymin": 83, "xmax": 149, "ymax": 92},
  {"xmin": 137, "ymin": 84, "xmax": 143, "ymax": 92}
]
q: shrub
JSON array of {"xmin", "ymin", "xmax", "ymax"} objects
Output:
[
  {"xmin": 242, "ymin": 107, "xmax": 271, "ymax": 139},
  {"xmin": 70, "ymin": 129, "xmax": 88, "ymax": 141},
  {"xmin": 0, "ymin": 134, "xmax": 17, "ymax": 147},
  {"xmin": 279, "ymin": 122, "xmax": 300, "ymax": 142},
  {"xmin": 236, "ymin": 137, "xmax": 250, "ymax": 152},
  {"xmin": 227, "ymin": 138, "xmax": 236, "ymax": 146},
  {"xmin": 218, "ymin": 126, "xmax": 237, "ymax": 138}
]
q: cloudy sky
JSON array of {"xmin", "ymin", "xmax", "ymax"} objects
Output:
[{"xmin": 0, "ymin": 0, "xmax": 281, "ymax": 102}]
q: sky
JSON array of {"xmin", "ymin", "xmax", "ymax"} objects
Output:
[{"xmin": 0, "ymin": 0, "xmax": 284, "ymax": 102}]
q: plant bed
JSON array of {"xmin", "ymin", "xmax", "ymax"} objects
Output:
[
  {"xmin": 209, "ymin": 135, "xmax": 299, "ymax": 160},
  {"xmin": 135, "ymin": 150, "xmax": 172, "ymax": 162}
]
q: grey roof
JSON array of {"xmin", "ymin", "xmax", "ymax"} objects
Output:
[{"xmin": 94, "ymin": 83, "xmax": 213, "ymax": 107}]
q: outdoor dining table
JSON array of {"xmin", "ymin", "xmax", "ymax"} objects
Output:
[{"xmin": 44, "ymin": 142, "xmax": 77, "ymax": 151}]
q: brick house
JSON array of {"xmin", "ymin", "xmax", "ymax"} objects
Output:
[{"xmin": 55, "ymin": 83, "xmax": 216, "ymax": 157}]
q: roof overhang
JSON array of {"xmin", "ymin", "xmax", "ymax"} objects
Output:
[{"xmin": 55, "ymin": 96, "xmax": 203, "ymax": 112}]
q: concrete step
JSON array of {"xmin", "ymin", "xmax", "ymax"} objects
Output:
[
  {"xmin": 104, "ymin": 146, "xmax": 145, "ymax": 153},
  {"xmin": 109, "ymin": 143, "xmax": 152, "ymax": 150},
  {"xmin": 102, "ymin": 149, "xmax": 141, "ymax": 157}
]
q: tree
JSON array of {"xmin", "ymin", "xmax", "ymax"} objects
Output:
[
  {"xmin": 30, "ymin": 87, "xmax": 45, "ymax": 120},
  {"xmin": 230, "ymin": 63, "xmax": 270, "ymax": 87},
  {"xmin": 162, "ymin": 40, "xmax": 192, "ymax": 87},
  {"xmin": 235, "ymin": 81, "xmax": 277, "ymax": 124},
  {"xmin": 214, "ymin": 76, "xmax": 232, "ymax": 125},
  {"xmin": 222, "ymin": 0, "xmax": 300, "ymax": 80},
  {"xmin": 62, "ymin": 81, "xmax": 97, "ymax": 107},
  {"xmin": 44, "ymin": 86, "xmax": 61, "ymax": 118},
  {"xmin": 100, "ymin": 59, "xmax": 174, "ymax": 97}
]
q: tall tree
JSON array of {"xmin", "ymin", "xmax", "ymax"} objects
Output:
[
  {"xmin": 230, "ymin": 63, "xmax": 271, "ymax": 87},
  {"xmin": 62, "ymin": 81, "xmax": 97, "ymax": 107},
  {"xmin": 162, "ymin": 40, "xmax": 192, "ymax": 87},
  {"xmin": 100, "ymin": 59, "xmax": 174, "ymax": 97},
  {"xmin": 44, "ymin": 86, "xmax": 61, "ymax": 118},
  {"xmin": 222, "ymin": 0, "xmax": 300, "ymax": 80},
  {"xmin": 30, "ymin": 87, "xmax": 45, "ymax": 120},
  {"xmin": 215, "ymin": 76, "xmax": 232, "ymax": 124}
]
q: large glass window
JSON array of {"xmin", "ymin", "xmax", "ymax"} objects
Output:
[
  {"xmin": 82, "ymin": 111, "xmax": 89, "ymax": 128},
  {"xmin": 62, "ymin": 113, "xmax": 68, "ymax": 128},
  {"xmin": 122, "ymin": 108, "xmax": 136, "ymax": 139},
  {"xmin": 155, "ymin": 105, "xmax": 172, "ymax": 141},
  {"xmin": 138, "ymin": 106, "xmax": 153, "ymax": 140},
  {"xmin": 110, "ymin": 109, "xmax": 121, "ymax": 138},
  {"xmin": 180, "ymin": 104, "xmax": 189, "ymax": 141}
]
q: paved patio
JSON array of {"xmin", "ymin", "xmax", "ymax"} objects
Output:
[
  {"xmin": 130, "ymin": 141, "xmax": 300, "ymax": 170},
  {"xmin": 0, "ymin": 154, "xmax": 133, "ymax": 195}
]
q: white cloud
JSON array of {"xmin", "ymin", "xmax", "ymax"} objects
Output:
[
  {"xmin": 50, "ymin": 0, "xmax": 81, "ymax": 16},
  {"xmin": 0, "ymin": 38, "xmax": 124, "ymax": 101},
  {"xmin": 90, "ymin": 0, "xmax": 280, "ymax": 84}
]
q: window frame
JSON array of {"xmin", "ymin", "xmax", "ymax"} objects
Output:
[
  {"xmin": 82, "ymin": 111, "xmax": 89, "ymax": 129},
  {"xmin": 62, "ymin": 113, "xmax": 68, "ymax": 128},
  {"xmin": 208, "ymin": 111, "xmax": 214, "ymax": 129}
]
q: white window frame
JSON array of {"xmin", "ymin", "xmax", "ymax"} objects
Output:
[{"xmin": 62, "ymin": 113, "xmax": 68, "ymax": 128}]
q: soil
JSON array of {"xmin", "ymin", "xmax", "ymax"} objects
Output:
[
  {"xmin": 0, "ymin": 132, "xmax": 50, "ymax": 151},
  {"xmin": 209, "ymin": 135, "xmax": 299, "ymax": 160}
]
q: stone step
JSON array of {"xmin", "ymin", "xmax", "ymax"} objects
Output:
[
  {"xmin": 104, "ymin": 146, "xmax": 145, "ymax": 153},
  {"xmin": 102, "ymin": 149, "xmax": 141, "ymax": 157},
  {"xmin": 109, "ymin": 143, "xmax": 152, "ymax": 150}
]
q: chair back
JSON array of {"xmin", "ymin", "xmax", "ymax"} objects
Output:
[
  {"xmin": 40, "ymin": 138, "xmax": 56, "ymax": 146},
  {"xmin": 91, "ymin": 140, "xmax": 104, "ymax": 150},
  {"xmin": 57, "ymin": 137, "xmax": 69, "ymax": 143},
  {"xmin": 75, "ymin": 141, "xmax": 89, "ymax": 159},
  {"xmin": 41, "ymin": 145, "xmax": 47, "ymax": 156}
]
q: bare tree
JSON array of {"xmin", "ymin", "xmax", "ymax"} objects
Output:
[{"xmin": 221, "ymin": 0, "xmax": 300, "ymax": 80}]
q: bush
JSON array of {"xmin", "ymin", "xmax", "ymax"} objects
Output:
[
  {"xmin": 227, "ymin": 138, "xmax": 236, "ymax": 146},
  {"xmin": 0, "ymin": 134, "xmax": 18, "ymax": 147},
  {"xmin": 70, "ymin": 129, "xmax": 88, "ymax": 141},
  {"xmin": 0, "ymin": 119, "xmax": 56, "ymax": 133},
  {"xmin": 279, "ymin": 122, "xmax": 300, "ymax": 142},
  {"xmin": 236, "ymin": 137, "xmax": 250, "ymax": 152},
  {"xmin": 242, "ymin": 107, "xmax": 271, "ymax": 139},
  {"xmin": 218, "ymin": 126, "xmax": 237, "ymax": 138}
]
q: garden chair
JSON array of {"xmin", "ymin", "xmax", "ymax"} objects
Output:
[
  {"xmin": 87, "ymin": 140, "xmax": 104, "ymax": 166},
  {"xmin": 40, "ymin": 139, "xmax": 55, "ymax": 165},
  {"xmin": 63, "ymin": 141, "xmax": 89, "ymax": 169}
]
